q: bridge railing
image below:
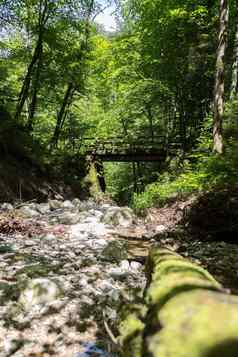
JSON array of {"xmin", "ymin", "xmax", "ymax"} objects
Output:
[
  {"xmin": 78, "ymin": 136, "xmax": 173, "ymax": 154},
  {"xmin": 65, "ymin": 136, "xmax": 182, "ymax": 157}
]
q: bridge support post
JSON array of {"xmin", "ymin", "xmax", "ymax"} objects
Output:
[{"xmin": 94, "ymin": 158, "xmax": 106, "ymax": 193}]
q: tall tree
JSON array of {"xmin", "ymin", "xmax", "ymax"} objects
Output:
[
  {"xmin": 50, "ymin": 0, "xmax": 95, "ymax": 147},
  {"xmin": 120, "ymin": 0, "xmax": 218, "ymax": 149},
  {"xmin": 213, "ymin": 0, "xmax": 229, "ymax": 154},
  {"xmin": 14, "ymin": 0, "xmax": 52, "ymax": 123},
  {"xmin": 230, "ymin": 1, "xmax": 238, "ymax": 100}
]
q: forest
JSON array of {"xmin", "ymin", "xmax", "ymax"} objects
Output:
[
  {"xmin": 0, "ymin": 0, "xmax": 238, "ymax": 356},
  {"xmin": 0, "ymin": 0, "xmax": 236, "ymax": 205}
]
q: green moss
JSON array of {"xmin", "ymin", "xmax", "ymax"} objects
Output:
[
  {"xmin": 145, "ymin": 248, "xmax": 184, "ymax": 276},
  {"xmin": 147, "ymin": 249, "xmax": 221, "ymax": 307},
  {"xmin": 152, "ymin": 260, "xmax": 218, "ymax": 283},
  {"xmin": 147, "ymin": 273, "xmax": 221, "ymax": 307},
  {"xmin": 119, "ymin": 312, "xmax": 145, "ymax": 357},
  {"xmin": 86, "ymin": 162, "xmax": 101, "ymax": 197},
  {"xmin": 148, "ymin": 290, "xmax": 238, "ymax": 357},
  {"xmin": 120, "ymin": 248, "xmax": 238, "ymax": 357}
]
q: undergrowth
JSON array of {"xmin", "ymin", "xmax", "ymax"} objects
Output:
[{"xmin": 133, "ymin": 102, "xmax": 238, "ymax": 213}]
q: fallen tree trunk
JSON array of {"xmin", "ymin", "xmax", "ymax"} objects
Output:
[{"xmin": 119, "ymin": 247, "xmax": 238, "ymax": 357}]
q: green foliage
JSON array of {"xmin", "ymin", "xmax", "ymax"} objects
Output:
[
  {"xmin": 133, "ymin": 170, "xmax": 205, "ymax": 212},
  {"xmin": 134, "ymin": 143, "xmax": 238, "ymax": 212},
  {"xmin": 0, "ymin": 0, "xmax": 237, "ymax": 205},
  {"xmin": 104, "ymin": 163, "xmax": 135, "ymax": 204},
  {"xmin": 133, "ymin": 101, "xmax": 238, "ymax": 213}
]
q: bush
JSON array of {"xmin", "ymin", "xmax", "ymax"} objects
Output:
[{"xmin": 133, "ymin": 102, "xmax": 238, "ymax": 214}]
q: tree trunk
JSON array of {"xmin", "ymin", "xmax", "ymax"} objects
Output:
[
  {"xmin": 119, "ymin": 248, "xmax": 238, "ymax": 357},
  {"xmin": 213, "ymin": 0, "xmax": 229, "ymax": 154},
  {"xmin": 50, "ymin": 1, "xmax": 94, "ymax": 148},
  {"xmin": 51, "ymin": 83, "xmax": 74, "ymax": 147},
  {"xmin": 14, "ymin": 34, "xmax": 43, "ymax": 122},
  {"xmin": 132, "ymin": 162, "xmax": 138, "ymax": 193},
  {"xmin": 27, "ymin": 41, "xmax": 43, "ymax": 130},
  {"xmin": 14, "ymin": 0, "xmax": 51, "ymax": 123},
  {"xmin": 230, "ymin": 4, "xmax": 238, "ymax": 100},
  {"xmin": 145, "ymin": 104, "xmax": 154, "ymax": 142},
  {"xmin": 136, "ymin": 162, "xmax": 144, "ymax": 192}
]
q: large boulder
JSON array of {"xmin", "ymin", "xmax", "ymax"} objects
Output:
[
  {"xmin": 102, "ymin": 207, "xmax": 134, "ymax": 227},
  {"xmin": 18, "ymin": 205, "xmax": 39, "ymax": 218},
  {"xmin": 99, "ymin": 240, "xmax": 128, "ymax": 263}
]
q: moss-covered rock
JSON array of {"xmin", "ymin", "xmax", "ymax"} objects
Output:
[
  {"xmin": 84, "ymin": 161, "xmax": 103, "ymax": 198},
  {"xmin": 119, "ymin": 247, "xmax": 238, "ymax": 357}
]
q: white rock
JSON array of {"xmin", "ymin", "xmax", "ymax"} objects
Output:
[
  {"xmin": 36, "ymin": 203, "xmax": 50, "ymax": 214},
  {"xmin": 43, "ymin": 233, "xmax": 56, "ymax": 242},
  {"xmin": 57, "ymin": 212, "xmax": 80, "ymax": 225},
  {"xmin": 62, "ymin": 200, "xmax": 74, "ymax": 209},
  {"xmin": 94, "ymin": 238, "xmax": 108, "ymax": 247},
  {"xmin": 1, "ymin": 202, "xmax": 13, "ymax": 211},
  {"xmin": 130, "ymin": 261, "xmax": 142, "ymax": 271},
  {"xmin": 98, "ymin": 281, "xmax": 121, "ymax": 301},
  {"xmin": 78, "ymin": 277, "xmax": 89, "ymax": 289},
  {"xmin": 109, "ymin": 267, "xmax": 129, "ymax": 280},
  {"xmin": 4, "ymin": 332, "xmax": 22, "ymax": 355},
  {"xmin": 88, "ymin": 209, "xmax": 104, "ymax": 219},
  {"xmin": 86, "ymin": 238, "xmax": 108, "ymax": 250},
  {"xmin": 19, "ymin": 278, "xmax": 62, "ymax": 310},
  {"xmin": 72, "ymin": 198, "xmax": 82, "ymax": 209},
  {"xmin": 109, "ymin": 288, "xmax": 121, "ymax": 302},
  {"xmin": 102, "ymin": 207, "xmax": 134, "ymax": 227},
  {"xmin": 120, "ymin": 260, "xmax": 130, "ymax": 270},
  {"xmin": 18, "ymin": 205, "xmax": 39, "ymax": 218},
  {"xmin": 100, "ymin": 204, "xmax": 112, "ymax": 211},
  {"xmin": 49, "ymin": 199, "xmax": 63, "ymax": 210},
  {"xmin": 155, "ymin": 225, "xmax": 167, "ymax": 233},
  {"xmin": 98, "ymin": 280, "xmax": 115, "ymax": 293},
  {"xmin": 70, "ymin": 221, "xmax": 107, "ymax": 239}
]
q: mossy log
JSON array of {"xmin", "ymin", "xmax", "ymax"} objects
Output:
[{"xmin": 119, "ymin": 247, "xmax": 238, "ymax": 357}]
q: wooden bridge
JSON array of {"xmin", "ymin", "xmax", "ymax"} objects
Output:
[
  {"xmin": 69, "ymin": 136, "xmax": 181, "ymax": 193},
  {"xmin": 79, "ymin": 136, "xmax": 179, "ymax": 162}
]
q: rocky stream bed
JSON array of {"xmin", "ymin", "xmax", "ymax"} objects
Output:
[{"xmin": 0, "ymin": 198, "xmax": 238, "ymax": 356}]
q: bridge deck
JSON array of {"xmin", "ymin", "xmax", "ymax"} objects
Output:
[
  {"xmin": 89, "ymin": 152, "xmax": 166, "ymax": 162},
  {"xmin": 77, "ymin": 136, "xmax": 180, "ymax": 162}
]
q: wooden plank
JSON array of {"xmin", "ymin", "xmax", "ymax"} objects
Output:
[{"xmin": 95, "ymin": 153, "xmax": 166, "ymax": 162}]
